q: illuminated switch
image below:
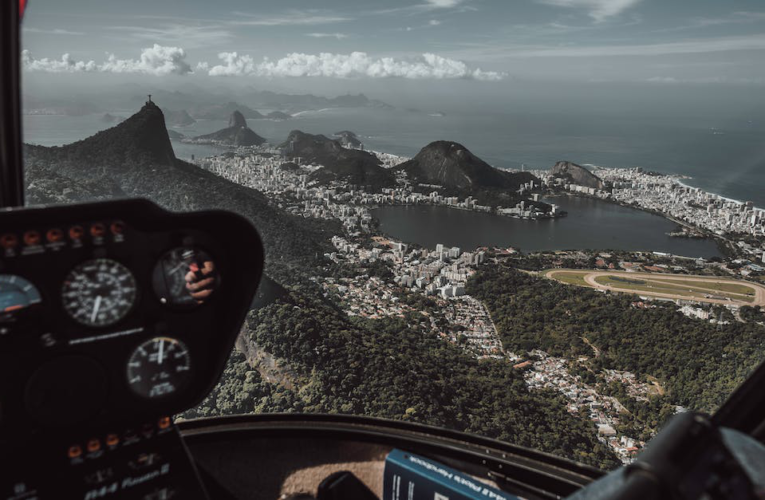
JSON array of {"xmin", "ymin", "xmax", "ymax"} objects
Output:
[
  {"xmin": 68, "ymin": 225, "xmax": 84, "ymax": 240},
  {"xmin": 46, "ymin": 228, "xmax": 64, "ymax": 243},
  {"xmin": 23, "ymin": 231, "xmax": 41, "ymax": 246},
  {"xmin": 86, "ymin": 439, "xmax": 101, "ymax": 453},
  {"xmin": 110, "ymin": 221, "xmax": 125, "ymax": 235},
  {"xmin": 157, "ymin": 416, "xmax": 171, "ymax": 430},
  {"xmin": 68, "ymin": 444, "xmax": 82, "ymax": 459},
  {"xmin": 90, "ymin": 223, "xmax": 106, "ymax": 238},
  {"xmin": 0, "ymin": 233, "xmax": 18, "ymax": 249},
  {"xmin": 105, "ymin": 433, "xmax": 119, "ymax": 447}
]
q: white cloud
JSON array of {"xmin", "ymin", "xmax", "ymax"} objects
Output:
[
  {"xmin": 230, "ymin": 11, "xmax": 351, "ymax": 26},
  {"xmin": 22, "ymin": 45, "xmax": 193, "ymax": 76},
  {"xmin": 207, "ymin": 52, "xmax": 256, "ymax": 76},
  {"xmin": 21, "ymin": 51, "xmax": 97, "ymax": 72},
  {"xmin": 425, "ymin": 0, "xmax": 463, "ymax": 7},
  {"xmin": 429, "ymin": 20, "xmax": 442, "ymax": 26},
  {"xmin": 23, "ymin": 28, "xmax": 85, "ymax": 36},
  {"xmin": 307, "ymin": 32, "xmax": 349, "ymax": 39},
  {"xmin": 505, "ymin": 35, "xmax": 765, "ymax": 57},
  {"xmin": 536, "ymin": 0, "xmax": 642, "ymax": 22},
  {"xmin": 109, "ymin": 25, "xmax": 232, "ymax": 48},
  {"xmin": 646, "ymin": 75, "xmax": 765, "ymax": 85},
  {"xmin": 204, "ymin": 51, "xmax": 505, "ymax": 81}
]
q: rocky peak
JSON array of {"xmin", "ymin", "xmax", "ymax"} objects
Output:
[{"xmin": 229, "ymin": 110, "xmax": 248, "ymax": 128}]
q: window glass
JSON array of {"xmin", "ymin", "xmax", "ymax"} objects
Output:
[{"xmin": 21, "ymin": 0, "xmax": 765, "ymax": 470}]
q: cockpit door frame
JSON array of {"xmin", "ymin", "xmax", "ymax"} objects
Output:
[{"xmin": 0, "ymin": 0, "xmax": 26, "ymax": 208}]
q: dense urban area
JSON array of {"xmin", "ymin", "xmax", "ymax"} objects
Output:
[{"xmin": 189, "ymin": 134, "xmax": 765, "ymax": 464}]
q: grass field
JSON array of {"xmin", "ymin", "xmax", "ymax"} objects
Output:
[
  {"xmin": 548, "ymin": 271, "xmax": 590, "ymax": 287},
  {"xmin": 649, "ymin": 278, "xmax": 755, "ymax": 296},
  {"xmin": 544, "ymin": 269, "xmax": 764, "ymax": 306},
  {"xmin": 593, "ymin": 276, "xmax": 703, "ymax": 300}
]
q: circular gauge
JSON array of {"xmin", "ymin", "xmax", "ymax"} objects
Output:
[
  {"xmin": 61, "ymin": 259, "xmax": 137, "ymax": 327},
  {"xmin": 0, "ymin": 275, "xmax": 42, "ymax": 322},
  {"xmin": 152, "ymin": 247, "xmax": 219, "ymax": 309},
  {"xmin": 126, "ymin": 337, "xmax": 191, "ymax": 399}
]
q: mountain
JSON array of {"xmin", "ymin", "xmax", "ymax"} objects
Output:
[
  {"xmin": 397, "ymin": 141, "xmax": 535, "ymax": 190},
  {"xmin": 163, "ymin": 109, "xmax": 196, "ymax": 127},
  {"xmin": 279, "ymin": 130, "xmax": 394, "ymax": 188},
  {"xmin": 333, "ymin": 131, "xmax": 362, "ymax": 148},
  {"xmin": 190, "ymin": 102, "xmax": 264, "ymax": 120},
  {"xmin": 23, "ymin": 102, "xmax": 337, "ymax": 281},
  {"xmin": 551, "ymin": 161, "xmax": 605, "ymax": 190},
  {"xmin": 194, "ymin": 111, "xmax": 266, "ymax": 146},
  {"xmin": 243, "ymin": 90, "xmax": 392, "ymax": 113}
]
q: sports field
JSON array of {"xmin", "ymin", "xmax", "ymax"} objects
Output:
[{"xmin": 544, "ymin": 269, "xmax": 765, "ymax": 306}]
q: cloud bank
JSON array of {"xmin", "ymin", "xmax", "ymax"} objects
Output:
[
  {"xmin": 23, "ymin": 46, "xmax": 504, "ymax": 81},
  {"xmin": 22, "ymin": 44, "xmax": 192, "ymax": 76},
  {"xmin": 206, "ymin": 51, "xmax": 505, "ymax": 80}
]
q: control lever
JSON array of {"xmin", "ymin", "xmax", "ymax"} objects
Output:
[{"xmin": 567, "ymin": 412, "xmax": 765, "ymax": 499}]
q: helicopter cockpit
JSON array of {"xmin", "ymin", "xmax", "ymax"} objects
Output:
[{"xmin": 4, "ymin": 1, "xmax": 765, "ymax": 499}]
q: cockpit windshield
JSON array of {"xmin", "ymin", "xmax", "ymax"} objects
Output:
[{"xmin": 19, "ymin": 0, "xmax": 765, "ymax": 470}]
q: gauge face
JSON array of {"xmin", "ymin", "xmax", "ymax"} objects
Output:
[
  {"xmin": 0, "ymin": 275, "xmax": 42, "ymax": 321},
  {"xmin": 152, "ymin": 247, "xmax": 219, "ymax": 309},
  {"xmin": 61, "ymin": 259, "xmax": 137, "ymax": 327},
  {"xmin": 126, "ymin": 337, "xmax": 191, "ymax": 399}
]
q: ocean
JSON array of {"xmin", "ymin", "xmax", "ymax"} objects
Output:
[{"xmin": 22, "ymin": 106, "xmax": 765, "ymax": 208}]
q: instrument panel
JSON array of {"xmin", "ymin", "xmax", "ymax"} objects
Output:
[{"xmin": 0, "ymin": 198, "xmax": 264, "ymax": 436}]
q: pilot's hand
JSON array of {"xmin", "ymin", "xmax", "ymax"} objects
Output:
[{"xmin": 185, "ymin": 260, "xmax": 216, "ymax": 303}]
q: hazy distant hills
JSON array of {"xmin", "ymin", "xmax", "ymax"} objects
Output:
[
  {"xmin": 23, "ymin": 86, "xmax": 392, "ymax": 117},
  {"xmin": 189, "ymin": 102, "xmax": 264, "ymax": 121},
  {"xmin": 163, "ymin": 109, "xmax": 196, "ymax": 127},
  {"xmin": 23, "ymin": 102, "xmax": 336, "ymax": 278},
  {"xmin": 243, "ymin": 91, "xmax": 391, "ymax": 113},
  {"xmin": 280, "ymin": 130, "xmax": 395, "ymax": 188},
  {"xmin": 551, "ymin": 161, "xmax": 605, "ymax": 189},
  {"xmin": 194, "ymin": 110, "xmax": 266, "ymax": 146}
]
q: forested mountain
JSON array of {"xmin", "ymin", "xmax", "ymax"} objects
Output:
[
  {"xmin": 550, "ymin": 161, "xmax": 605, "ymax": 189},
  {"xmin": 280, "ymin": 130, "xmax": 395, "ymax": 188},
  {"xmin": 23, "ymin": 101, "xmax": 336, "ymax": 281},
  {"xmin": 186, "ymin": 288, "xmax": 622, "ymax": 470},
  {"xmin": 397, "ymin": 141, "xmax": 534, "ymax": 190},
  {"xmin": 467, "ymin": 266, "xmax": 765, "ymax": 415}
]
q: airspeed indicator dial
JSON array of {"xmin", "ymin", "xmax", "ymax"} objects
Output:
[
  {"xmin": 61, "ymin": 259, "xmax": 137, "ymax": 327},
  {"xmin": 127, "ymin": 337, "xmax": 192, "ymax": 399}
]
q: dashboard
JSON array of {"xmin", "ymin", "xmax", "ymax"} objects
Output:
[{"xmin": 0, "ymin": 199, "xmax": 264, "ymax": 499}]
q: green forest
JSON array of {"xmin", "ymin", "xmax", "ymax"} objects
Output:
[
  {"xmin": 466, "ymin": 266, "xmax": 765, "ymax": 417},
  {"xmin": 185, "ymin": 288, "xmax": 622, "ymax": 470}
]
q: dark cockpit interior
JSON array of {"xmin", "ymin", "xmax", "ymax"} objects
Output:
[{"xmin": 4, "ymin": 1, "xmax": 765, "ymax": 499}]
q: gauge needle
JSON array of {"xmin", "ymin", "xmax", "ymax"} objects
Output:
[
  {"xmin": 157, "ymin": 339, "xmax": 165, "ymax": 365},
  {"xmin": 91, "ymin": 295, "xmax": 102, "ymax": 323}
]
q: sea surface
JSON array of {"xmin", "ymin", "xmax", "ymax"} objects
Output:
[
  {"xmin": 22, "ymin": 106, "xmax": 765, "ymax": 208},
  {"xmin": 373, "ymin": 197, "xmax": 722, "ymax": 258}
]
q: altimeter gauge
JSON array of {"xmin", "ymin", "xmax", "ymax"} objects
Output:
[
  {"xmin": 61, "ymin": 258, "xmax": 137, "ymax": 327},
  {"xmin": 126, "ymin": 337, "xmax": 192, "ymax": 399}
]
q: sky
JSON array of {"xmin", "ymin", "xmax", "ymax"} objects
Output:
[{"xmin": 18, "ymin": 0, "xmax": 765, "ymax": 105}]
